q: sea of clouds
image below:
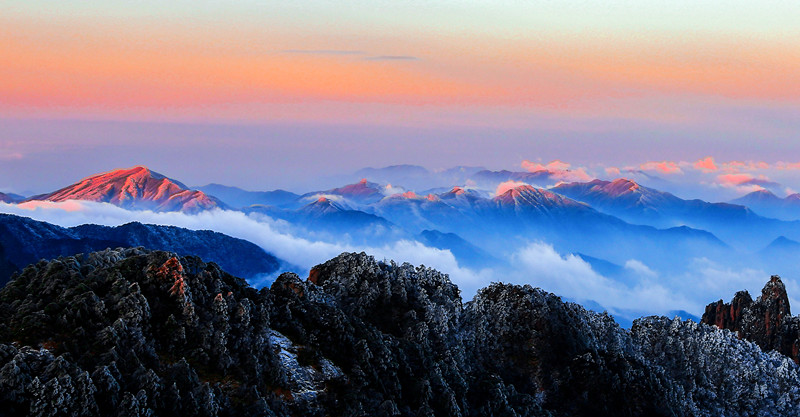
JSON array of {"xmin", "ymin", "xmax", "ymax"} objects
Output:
[{"xmin": 2, "ymin": 201, "xmax": 785, "ymax": 326}]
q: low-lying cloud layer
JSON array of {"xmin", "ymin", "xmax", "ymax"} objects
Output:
[{"xmin": 1, "ymin": 201, "xmax": 784, "ymax": 325}]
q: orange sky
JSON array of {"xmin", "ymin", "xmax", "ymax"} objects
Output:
[{"xmin": 2, "ymin": 6, "xmax": 799, "ymax": 127}]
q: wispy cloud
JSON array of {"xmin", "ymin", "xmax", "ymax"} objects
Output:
[
  {"xmin": 281, "ymin": 49, "xmax": 365, "ymax": 55},
  {"xmin": 365, "ymin": 55, "xmax": 419, "ymax": 61},
  {"xmin": 715, "ymin": 173, "xmax": 779, "ymax": 194},
  {"xmin": 0, "ymin": 151, "xmax": 23, "ymax": 161},
  {"xmin": 3, "ymin": 201, "xmax": 784, "ymax": 324},
  {"xmin": 279, "ymin": 51, "xmax": 420, "ymax": 62},
  {"xmin": 1, "ymin": 201, "xmax": 485, "ymax": 292}
]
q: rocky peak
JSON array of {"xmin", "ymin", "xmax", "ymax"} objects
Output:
[
  {"xmin": 761, "ymin": 275, "xmax": 791, "ymax": 310},
  {"xmin": 702, "ymin": 275, "xmax": 800, "ymax": 362},
  {"xmin": 703, "ymin": 291, "xmax": 753, "ymax": 332},
  {"xmin": 301, "ymin": 196, "xmax": 345, "ymax": 215},
  {"xmin": 28, "ymin": 166, "xmax": 223, "ymax": 213},
  {"xmin": 606, "ymin": 178, "xmax": 641, "ymax": 194},
  {"xmin": 703, "ymin": 290, "xmax": 753, "ymax": 333},
  {"xmin": 318, "ymin": 179, "xmax": 384, "ymax": 204},
  {"xmin": 493, "ymin": 184, "xmax": 582, "ymax": 209},
  {"xmin": 785, "ymin": 193, "xmax": 800, "ymax": 202}
]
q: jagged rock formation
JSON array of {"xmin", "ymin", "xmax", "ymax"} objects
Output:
[
  {"xmin": 0, "ymin": 214, "xmax": 283, "ymax": 286},
  {"xmin": 1, "ymin": 250, "xmax": 799, "ymax": 416},
  {"xmin": 27, "ymin": 166, "xmax": 224, "ymax": 213},
  {"xmin": 702, "ymin": 275, "xmax": 800, "ymax": 363}
]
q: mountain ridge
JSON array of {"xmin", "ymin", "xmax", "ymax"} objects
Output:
[
  {"xmin": 28, "ymin": 166, "xmax": 225, "ymax": 213},
  {"xmin": 0, "ymin": 213, "xmax": 282, "ymax": 285}
]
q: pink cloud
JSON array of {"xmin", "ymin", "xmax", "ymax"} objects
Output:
[
  {"xmin": 521, "ymin": 159, "xmax": 593, "ymax": 182},
  {"xmin": 639, "ymin": 161, "xmax": 683, "ymax": 175},
  {"xmin": 716, "ymin": 173, "xmax": 755, "ymax": 186},
  {"xmin": 719, "ymin": 160, "xmax": 770, "ymax": 173},
  {"xmin": 495, "ymin": 180, "xmax": 528, "ymax": 196},
  {"xmin": 550, "ymin": 168, "xmax": 593, "ymax": 182},
  {"xmin": 716, "ymin": 173, "xmax": 778, "ymax": 194},
  {"xmin": 521, "ymin": 159, "xmax": 571, "ymax": 172},
  {"xmin": 693, "ymin": 157, "xmax": 718, "ymax": 173},
  {"xmin": 605, "ymin": 166, "xmax": 621, "ymax": 176},
  {"xmin": 775, "ymin": 162, "xmax": 800, "ymax": 170}
]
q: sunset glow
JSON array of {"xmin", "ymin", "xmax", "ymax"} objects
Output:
[{"xmin": 2, "ymin": 1, "xmax": 800, "ymax": 195}]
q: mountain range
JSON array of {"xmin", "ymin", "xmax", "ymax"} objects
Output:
[
  {"xmin": 196, "ymin": 183, "xmax": 300, "ymax": 209},
  {"xmin": 0, "ymin": 213, "xmax": 283, "ymax": 286},
  {"xmin": 5, "ymin": 165, "xmax": 800, "ymax": 414},
  {"xmin": 0, "ymin": 192, "xmax": 24, "ymax": 203},
  {"xmin": 7, "ymin": 165, "xmax": 800, "ymax": 288},
  {"xmin": 730, "ymin": 189, "xmax": 800, "ymax": 221},
  {"xmin": 552, "ymin": 178, "xmax": 800, "ymax": 250}
]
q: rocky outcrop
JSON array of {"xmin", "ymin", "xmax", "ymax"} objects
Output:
[
  {"xmin": 1, "ymin": 249, "xmax": 799, "ymax": 416},
  {"xmin": 702, "ymin": 275, "xmax": 800, "ymax": 363},
  {"xmin": 702, "ymin": 290, "xmax": 753, "ymax": 333}
]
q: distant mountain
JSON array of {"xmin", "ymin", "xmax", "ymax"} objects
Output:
[
  {"xmin": 761, "ymin": 235, "xmax": 800, "ymax": 252},
  {"xmin": 491, "ymin": 184, "xmax": 590, "ymax": 214},
  {"xmin": 0, "ymin": 192, "xmax": 24, "ymax": 203},
  {"xmin": 28, "ymin": 166, "xmax": 225, "ymax": 213},
  {"xmin": 552, "ymin": 178, "xmax": 800, "ymax": 250},
  {"xmin": 756, "ymin": 236, "xmax": 800, "ymax": 267},
  {"xmin": 667, "ymin": 310, "xmax": 701, "ymax": 322},
  {"xmin": 0, "ymin": 213, "xmax": 283, "ymax": 286},
  {"xmin": 574, "ymin": 253, "xmax": 625, "ymax": 277},
  {"xmin": 354, "ymin": 165, "xmax": 485, "ymax": 190},
  {"xmin": 197, "ymin": 183, "xmax": 299, "ymax": 209},
  {"xmin": 438, "ymin": 185, "xmax": 486, "ymax": 200},
  {"xmin": 552, "ymin": 178, "xmax": 682, "ymax": 219},
  {"xmin": 360, "ymin": 183, "xmax": 728, "ymax": 271},
  {"xmin": 471, "ymin": 169, "xmax": 554, "ymax": 186},
  {"xmin": 247, "ymin": 197, "xmax": 405, "ymax": 245},
  {"xmin": 731, "ymin": 189, "xmax": 800, "ymax": 220},
  {"xmin": 481, "ymin": 184, "xmax": 727, "ymax": 267},
  {"xmin": 368, "ymin": 190, "xmax": 465, "ymax": 233},
  {"xmin": 417, "ymin": 229, "xmax": 499, "ymax": 268},
  {"xmin": 300, "ymin": 178, "xmax": 386, "ymax": 206},
  {"xmin": 355, "ymin": 164, "xmax": 430, "ymax": 180}
]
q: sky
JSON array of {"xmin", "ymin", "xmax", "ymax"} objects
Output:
[{"xmin": 1, "ymin": 1, "xmax": 800, "ymax": 194}]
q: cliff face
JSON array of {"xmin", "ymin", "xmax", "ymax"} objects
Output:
[
  {"xmin": 1, "ymin": 249, "xmax": 799, "ymax": 416},
  {"xmin": 702, "ymin": 275, "xmax": 800, "ymax": 363},
  {"xmin": 703, "ymin": 290, "xmax": 753, "ymax": 333}
]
